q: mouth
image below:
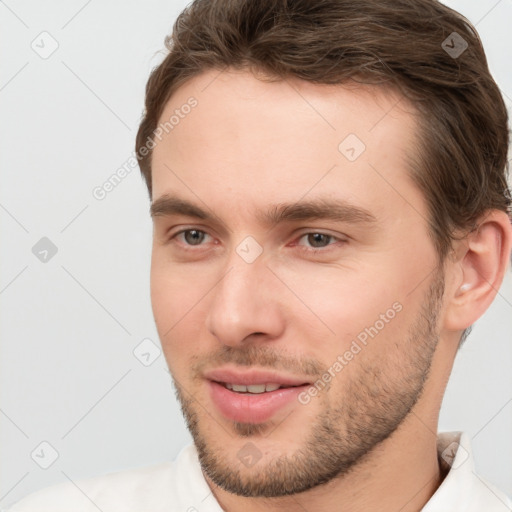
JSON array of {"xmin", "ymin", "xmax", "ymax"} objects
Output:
[
  {"xmin": 220, "ymin": 382, "xmax": 305, "ymax": 393},
  {"xmin": 204, "ymin": 368, "xmax": 313, "ymax": 424}
]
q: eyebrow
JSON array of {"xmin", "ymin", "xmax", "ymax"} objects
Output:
[{"xmin": 150, "ymin": 194, "xmax": 377, "ymax": 228}]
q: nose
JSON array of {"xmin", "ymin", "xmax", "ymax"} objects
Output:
[{"xmin": 205, "ymin": 251, "xmax": 286, "ymax": 347}]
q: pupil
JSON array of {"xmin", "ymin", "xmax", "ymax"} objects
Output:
[
  {"xmin": 309, "ymin": 233, "xmax": 328, "ymax": 248},
  {"xmin": 185, "ymin": 230, "xmax": 204, "ymax": 245}
]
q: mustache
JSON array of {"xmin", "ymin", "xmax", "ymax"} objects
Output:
[{"xmin": 190, "ymin": 345, "xmax": 324, "ymax": 379}]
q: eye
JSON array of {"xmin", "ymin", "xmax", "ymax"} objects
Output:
[
  {"xmin": 172, "ymin": 229, "xmax": 212, "ymax": 247},
  {"xmin": 295, "ymin": 232, "xmax": 344, "ymax": 252},
  {"xmin": 168, "ymin": 229, "xmax": 345, "ymax": 254}
]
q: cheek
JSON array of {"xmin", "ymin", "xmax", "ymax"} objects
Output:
[
  {"xmin": 150, "ymin": 257, "xmax": 219, "ymax": 373},
  {"xmin": 279, "ymin": 265, "xmax": 396, "ymax": 328},
  {"xmin": 150, "ymin": 248, "xmax": 205, "ymax": 325},
  {"xmin": 276, "ymin": 261, "xmax": 413, "ymax": 364}
]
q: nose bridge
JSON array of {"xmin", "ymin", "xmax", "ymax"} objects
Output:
[{"xmin": 205, "ymin": 244, "xmax": 283, "ymax": 345}]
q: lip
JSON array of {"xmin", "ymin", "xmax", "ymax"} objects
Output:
[
  {"xmin": 204, "ymin": 367, "xmax": 311, "ymax": 387},
  {"xmin": 205, "ymin": 367, "xmax": 312, "ymax": 424}
]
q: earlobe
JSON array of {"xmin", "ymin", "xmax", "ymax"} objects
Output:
[{"xmin": 444, "ymin": 210, "xmax": 512, "ymax": 333}]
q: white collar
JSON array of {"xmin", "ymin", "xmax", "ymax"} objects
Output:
[{"xmin": 421, "ymin": 431, "xmax": 511, "ymax": 511}]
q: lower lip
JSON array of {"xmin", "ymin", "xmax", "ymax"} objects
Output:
[{"xmin": 208, "ymin": 381, "xmax": 308, "ymax": 424}]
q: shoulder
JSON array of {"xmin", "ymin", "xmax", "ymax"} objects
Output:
[
  {"xmin": 5, "ymin": 445, "xmax": 216, "ymax": 512},
  {"xmin": 5, "ymin": 462, "xmax": 174, "ymax": 512}
]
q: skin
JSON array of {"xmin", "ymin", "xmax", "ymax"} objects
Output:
[{"xmin": 149, "ymin": 69, "xmax": 512, "ymax": 512}]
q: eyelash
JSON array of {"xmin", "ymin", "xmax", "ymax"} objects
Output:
[{"xmin": 169, "ymin": 229, "xmax": 345, "ymax": 254}]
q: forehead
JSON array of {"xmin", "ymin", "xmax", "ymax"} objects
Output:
[{"xmin": 150, "ymin": 68, "xmax": 424, "ymax": 223}]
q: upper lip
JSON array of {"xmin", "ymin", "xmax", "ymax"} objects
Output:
[{"xmin": 204, "ymin": 367, "xmax": 311, "ymax": 387}]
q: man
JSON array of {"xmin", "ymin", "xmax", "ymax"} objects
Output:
[{"xmin": 8, "ymin": 0, "xmax": 512, "ymax": 510}]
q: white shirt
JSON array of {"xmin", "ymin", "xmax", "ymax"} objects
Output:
[{"xmin": 5, "ymin": 431, "xmax": 511, "ymax": 512}]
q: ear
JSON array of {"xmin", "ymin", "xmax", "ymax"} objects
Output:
[{"xmin": 443, "ymin": 210, "xmax": 512, "ymax": 333}]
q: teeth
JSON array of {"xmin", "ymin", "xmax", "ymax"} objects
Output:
[
  {"xmin": 224, "ymin": 383, "xmax": 282, "ymax": 393},
  {"xmin": 232, "ymin": 384, "xmax": 249, "ymax": 392},
  {"xmin": 246, "ymin": 384, "xmax": 266, "ymax": 394}
]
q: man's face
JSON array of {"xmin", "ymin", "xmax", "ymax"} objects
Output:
[{"xmin": 150, "ymin": 69, "xmax": 445, "ymax": 496}]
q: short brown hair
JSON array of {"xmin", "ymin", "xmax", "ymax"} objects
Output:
[{"xmin": 136, "ymin": 0, "xmax": 511, "ymax": 260}]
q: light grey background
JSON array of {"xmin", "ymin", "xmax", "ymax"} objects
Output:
[{"xmin": 1, "ymin": 0, "xmax": 511, "ymax": 508}]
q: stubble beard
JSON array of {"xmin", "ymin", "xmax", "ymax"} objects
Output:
[{"xmin": 171, "ymin": 269, "xmax": 445, "ymax": 497}]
